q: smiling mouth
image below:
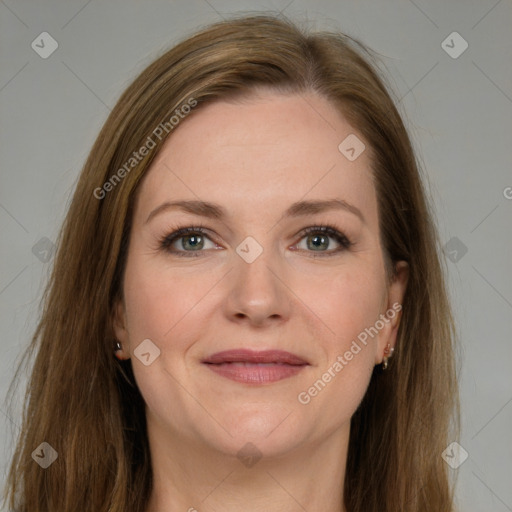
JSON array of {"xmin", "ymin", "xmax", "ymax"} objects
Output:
[{"xmin": 202, "ymin": 349, "xmax": 309, "ymax": 384}]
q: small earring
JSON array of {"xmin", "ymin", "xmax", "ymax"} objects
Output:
[
  {"xmin": 382, "ymin": 343, "xmax": 395, "ymax": 370},
  {"xmin": 114, "ymin": 340, "xmax": 123, "ymax": 360}
]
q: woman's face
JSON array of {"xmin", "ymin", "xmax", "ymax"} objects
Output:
[{"xmin": 114, "ymin": 90, "xmax": 408, "ymax": 458}]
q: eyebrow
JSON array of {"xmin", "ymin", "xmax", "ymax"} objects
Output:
[{"xmin": 145, "ymin": 198, "xmax": 365, "ymax": 224}]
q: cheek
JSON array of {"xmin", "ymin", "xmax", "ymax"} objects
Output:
[
  {"xmin": 120, "ymin": 254, "xmax": 214, "ymax": 430},
  {"xmin": 298, "ymin": 261, "xmax": 385, "ymax": 346},
  {"xmin": 123, "ymin": 266, "xmax": 173, "ymax": 341},
  {"xmin": 295, "ymin": 267, "xmax": 381, "ymax": 427},
  {"xmin": 321, "ymin": 266, "xmax": 384, "ymax": 393},
  {"xmin": 121, "ymin": 250, "xmax": 209, "ymax": 348}
]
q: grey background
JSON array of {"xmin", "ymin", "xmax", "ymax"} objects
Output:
[{"xmin": 1, "ymin": 0, "xmax": 511, "ymax": 510}]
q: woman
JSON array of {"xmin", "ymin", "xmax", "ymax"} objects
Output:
[{"xmin": 3, "ymin": 14, "xmax": 460, "ymax": 512}]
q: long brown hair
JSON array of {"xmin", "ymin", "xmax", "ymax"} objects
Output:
[{"xmin": 3, "ymin": 14, "xmax": 460, "ymax": 511}]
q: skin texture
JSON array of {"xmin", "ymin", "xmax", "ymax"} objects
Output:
[{"xmin": 113, "ymin": 90, "xmax": 408, "ymax": 512}]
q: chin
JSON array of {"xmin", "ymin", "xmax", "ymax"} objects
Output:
[{"xmin": 200, "ymin": 406, "xmax": 309, "ymax": 459}]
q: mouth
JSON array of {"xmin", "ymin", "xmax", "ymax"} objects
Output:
[{"xmin": 201, "ymin": 349, "xmax": 310, "ymax": 385}]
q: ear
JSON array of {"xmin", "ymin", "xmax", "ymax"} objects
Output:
[
  {"xmin": 112, "ymin": 296, "xmax": 130, "ymax": 359},
  {"xmin": 376, "ymin": 260, "xmax": 409, "ymax": 364}
]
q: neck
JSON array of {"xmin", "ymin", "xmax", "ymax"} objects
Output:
[{"xmin": 145, "ymin": 415, "xmax": 349, "ymax": 512}]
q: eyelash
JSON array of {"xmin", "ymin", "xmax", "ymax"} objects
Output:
[{"xmin": 158, "ymin": 223, "xmax": 353, "ymax": 258}]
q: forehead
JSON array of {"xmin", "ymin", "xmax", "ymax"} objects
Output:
[{"xmin": 135, "ymin": 91, "xmax": 377, "ymax": 225}]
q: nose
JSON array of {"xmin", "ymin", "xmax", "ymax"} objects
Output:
[{"xmin": 223, "ymin": 242, "xmax": 292, "ymax": 327}]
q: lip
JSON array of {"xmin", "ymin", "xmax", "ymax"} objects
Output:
[{"xmin": 202, "ymin": 349, "xmax": 309, "ymax": 384}]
